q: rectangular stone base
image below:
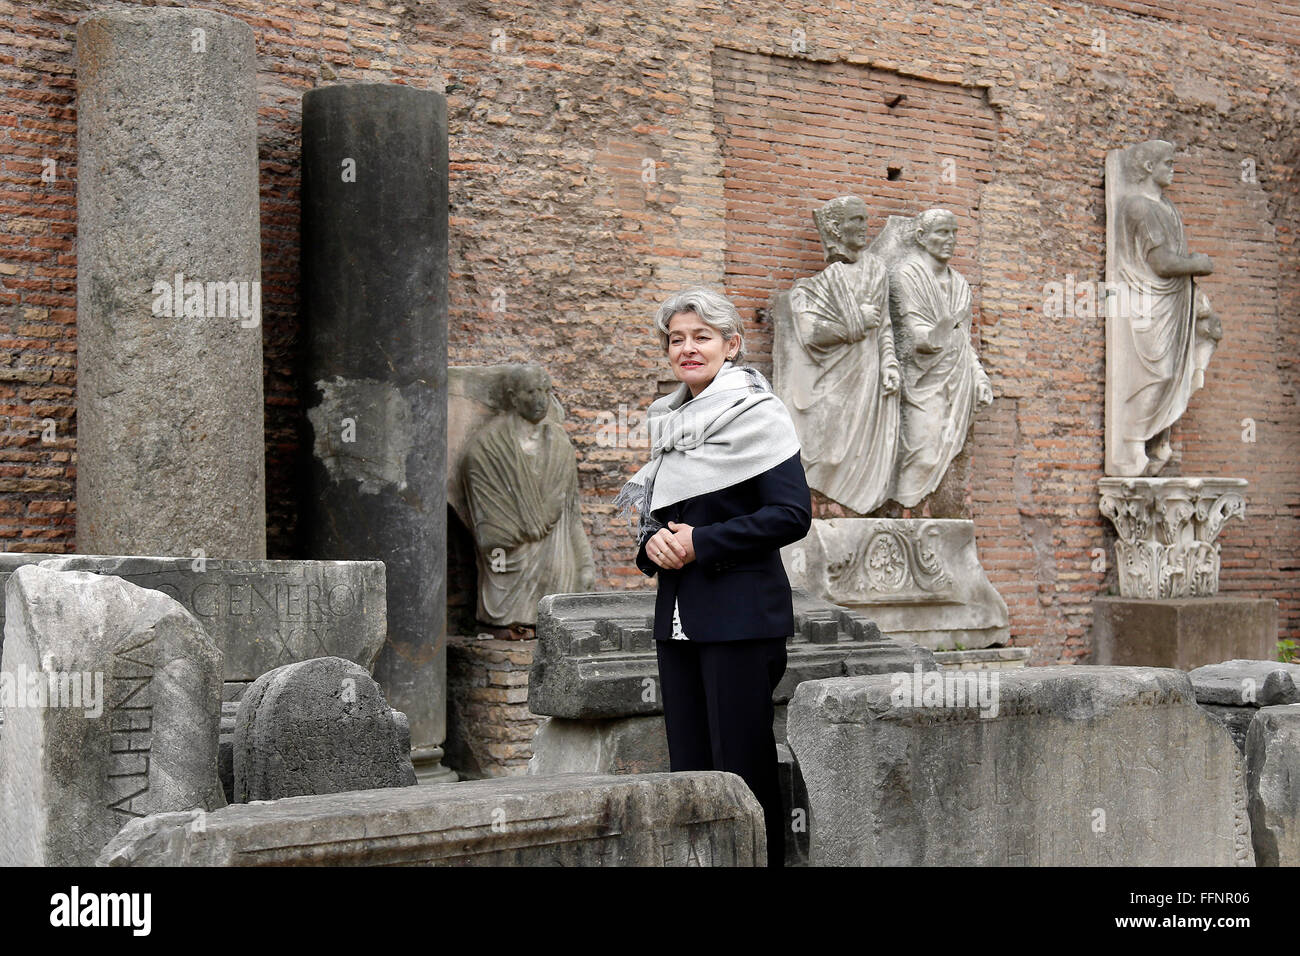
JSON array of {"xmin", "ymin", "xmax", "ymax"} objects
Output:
[
  {"xmin": 97, "ymin": 772, "xmax": 765, "ymax": 867},
  {"xmin": 788, "ymin": 666, "xmax": 1253, "ymax": 865},
  {"xmin": 781, "ymin": 519, "xmax": 1010, "ymax": 651},
  {"xmin": 527, "ymin": 714, "xmax": 810, "ymax": 866},
  {"xmin": 1092, "ymin": 597, "xmax": 1277, "ymax": 670}
]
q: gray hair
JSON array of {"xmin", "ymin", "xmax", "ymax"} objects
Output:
[{"xmin": 652, "ymin": 288, "xmax": 746, "ymax": 365}]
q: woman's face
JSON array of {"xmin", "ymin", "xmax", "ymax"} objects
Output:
[{"xmin": 667, "ymin": 310, "xmax": 739, "ymax": 397}]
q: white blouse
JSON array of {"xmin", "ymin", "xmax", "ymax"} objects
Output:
[{"xmin": 671, "ymin": 596, "xmax": 690, "ymax": 640}]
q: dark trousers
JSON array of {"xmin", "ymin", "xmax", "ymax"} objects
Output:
[{"xmin": 654, "ymin": 635, "xmax": 788, "ymax": 868}]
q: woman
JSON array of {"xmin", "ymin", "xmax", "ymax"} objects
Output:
[{"xmin": 613, "ymin": 288, "xmax": 812, "ymax": 868}]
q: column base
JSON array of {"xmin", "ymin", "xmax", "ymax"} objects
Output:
[
  {"xmin": 1091, "ymin": 596, "xmax": 1277, "ymax": 670},
  {"xmin": 412, "ymin": 745, "xmax": 458, "ymax": 785}
]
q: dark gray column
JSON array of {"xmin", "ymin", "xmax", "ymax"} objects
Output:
[
  {"xmin": 301, "ymin": 83, "xmax": 451, "ymax": 782},
  {"xmin": 76, "ymin": 8, "xmax": 265, "ymax": 558}
]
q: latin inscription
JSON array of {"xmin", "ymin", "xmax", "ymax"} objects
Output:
[
  {"xmin": 124, "ymin": 577, "xmax": 361, "ymax": 623},
  {"xmin": 106, "ymin": 634, "xmax": 154, "ymax": 820},
  {"xmin": 118, "ymin": 573, "xmax": 372, "ymax": 672}
]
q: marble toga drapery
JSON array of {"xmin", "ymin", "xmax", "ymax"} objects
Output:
[
  {"xmin": 891, "ymin": 255, "xmax": 990, "ymax": 507},
  {"xmin": 787, "ymin": 254, "xmax": 899, "ymax": 514},
  {"xmin": 1111, "ymin": 193, "xmax": 1211, "ymax": 460},
  {"xmin": 462, "ymin": 415, "xmax": 594, "ymax": 627}
]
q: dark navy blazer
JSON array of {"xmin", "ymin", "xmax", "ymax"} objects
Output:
[{"xmin": 635, "ymin": 450, "xmax": 812, "ymax": 643}]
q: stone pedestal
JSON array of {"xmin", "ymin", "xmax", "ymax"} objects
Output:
[
  {"xmin": 76, "ymin": 8, "xmax": 265, "ymax": 558},
  {"xmin": 788, "ymin": 666, "xmax": 1253, "ymax": 866},
  {"xmin": 1098, "ymin": 477, "xmax": 1247, "ymax": 598},
  {"xmin": 528, "ymin": 715, "xmax": 673, "ymax": 776},
  {"xmin": 301, "ymin": 84, "xmax": 451, "ymax": 782},
  {"xmin": 1092, "ymin": 596, "xmax": 1277, "ymax": 670},
  {"xmin": 781, "ymin": 518, "xmax": 1008, "ymax": 650}
]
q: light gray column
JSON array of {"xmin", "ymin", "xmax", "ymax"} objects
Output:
[{"xmin": 76, "ymin": 8, "xmax": 265, "ymax": 558}]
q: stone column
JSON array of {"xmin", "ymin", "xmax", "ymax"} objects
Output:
[
  {"xmin": 76, "ymin": 9, "xmax": 265, "ymax": 558},
  {"xmin": 301, "ymin": 84, "xmax": 452, "ymax": 782}
]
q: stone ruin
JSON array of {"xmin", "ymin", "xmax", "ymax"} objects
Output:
[
  {"xmin": 524, "ymin": 588, "xmax": 936, "ymax": 865},
  {"xmin": 0, "ymin": 4, "xmax": 1294, "ymax": 875}
]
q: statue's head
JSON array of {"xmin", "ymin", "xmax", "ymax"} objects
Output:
[
  {"xmin": 504, "ymin": 365, "xmax": 552, "ymax": 424},
  {"xmin": 814, "ymin": 196, "xmax": 871, "ymax": 263},
  {"xmin": 1129, "ymin": 140, "xmax": 1176, "ymax": 189},
  {"xmin": 914, "ymin": 208, "xmax": 959, "ymax": 264}
]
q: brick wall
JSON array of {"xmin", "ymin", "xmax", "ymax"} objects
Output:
[
  {"xmin": 1, "ymin": 0, "xmax": 1296, "ymax": 661},
  {"xmin": 712, "ymin": 47, "xmax": 998, "ymax": 358}
]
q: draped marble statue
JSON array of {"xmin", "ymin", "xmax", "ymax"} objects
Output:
[
  {"xmin": 461, "ymin": 365, "xmax": 595, "ymax": 634},
  {"xmin": 1104, "ymin": 139, "xmax": 1221, "ymax": 477},
  {"xmin": 783, "ymin": 196, "xmax": 900, "ymax": 514},
  {"xmin": 884, "ymin": 209, "xmax": 993, "ymax": 508},
  {"xmin": 772, "ymin": 206, "xmax": 1009, "ymax": 653}
]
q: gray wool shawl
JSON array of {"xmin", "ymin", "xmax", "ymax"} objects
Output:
[{"xmin": 613, "ymin": 361, "xmax": 801, "ymax": 543}]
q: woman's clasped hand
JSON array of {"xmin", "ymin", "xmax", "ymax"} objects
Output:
[{"xmin": 644, "ymin": 521, "xmax": 694, "ymax": 569}]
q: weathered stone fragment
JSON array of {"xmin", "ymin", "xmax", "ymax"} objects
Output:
[
  {"xmin": 0, "ymin": 566, "xmax": 224, "ymax": 866},
  {"xmin": 1245, "ymin": 703, "xmax": 1300, "ymax": 866},
  {"xmin": 39, "ymin": 556, "xmax": 385, "ymax": 683},
  {"xmin": 781, "ymin": 518, "xmax": 1009, "ymax": 650},
  {"xmin": 97, "ymin": 772, "xmax": 764, "ymax": 866},
  {"xmin": 233, "ymin": 656, "xmax": 416, "ymax": 802},
  {"xmin": 527, "ymin": 716, "xmax": 811, "ymax": 866},
  {"xmin": 1189, "ymin": 659, "xmax": 1300, "ymax": 706},
  {"xmin": 787, "ymin": 666, "xmax": 1252, "ymax": 866},
  {"xmin": 528, "ymin": 589, "xmax": 933, "ymax": 719},
  {"xmin": 1188, "ymin": 658, "xmax": 1300, "ymax": 752}
]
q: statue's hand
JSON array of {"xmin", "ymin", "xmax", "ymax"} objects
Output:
[
  {"xmin": 856, "ymin": 301, "xmax": 880, "ymax": 326},
  {"xmin": 1190, "ymin": 253, "xmax": 1213, "ymax": 276},
  {"xmin": 579, "ymin": 565, "xmax": 596, "ymax": 591},
  {"xmin": 881, "ymin": 366, "xmax": 900, "ymax": 395},
  {"xmin": 915, "ymin": 331, "xmax": 941, "ymax": 354},
  {"xmin": 809, "ymin": 319, "xmax": 849, "ymax": 347},
  {"xmin": 976, "ymin": 379, "xmax": 994, "ymax": 407}
]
